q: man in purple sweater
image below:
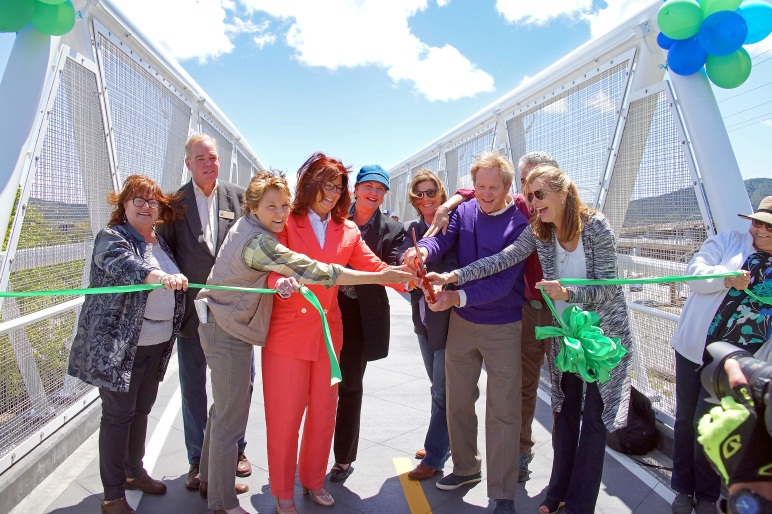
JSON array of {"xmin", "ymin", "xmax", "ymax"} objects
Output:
[{"xmin": 403, "ymin": 152, "xmax": 528, "ymax": 514}]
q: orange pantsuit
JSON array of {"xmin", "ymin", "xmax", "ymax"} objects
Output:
[{"xmin": 262, "ymin": 213, "xmax": 387, "ymax": 499}]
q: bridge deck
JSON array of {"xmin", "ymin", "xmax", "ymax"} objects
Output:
[{"xmin": 10, "ymin": 290, "xmax": 674, "ymax": 514}]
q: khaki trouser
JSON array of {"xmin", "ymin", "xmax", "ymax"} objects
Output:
[
  {"xmin": 445, "ymin": 311, "xmax": 522, "ymax": 500},
  {"xmin": 198, "ymin": 321, "xmax": 253, "ymax": 511},
  {"xmin": 519, "ymin": 300, "xmax": 554, "ymax": 454}
]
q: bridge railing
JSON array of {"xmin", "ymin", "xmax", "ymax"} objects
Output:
[
  {"xmin": 0, "ymin": 0, "xmax": 264, "ymax": 475},
  {"xmin": 385, "ymin": 0, "xmax": 753, "ymax": 425}
]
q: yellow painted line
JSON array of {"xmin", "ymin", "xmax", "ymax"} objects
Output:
[{"xmin": 394, "ymin": 457, "xmax": 433, "ymax": 514}]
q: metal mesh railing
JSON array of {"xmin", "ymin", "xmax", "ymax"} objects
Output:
[
  {"xmin": 236, "ymin": 148, "xmax": 255, "ymax": 186},
  {"xmin": 605, "ymin": 88, "xmax": 709, "ymax": 419},
  {"xmin": 506, "ymin": 61, "xmax": 630, "ymax": 204},
  {"xmin": 97, "ymin": 36, "xmax": 191, "ymax": 192},
  {"xmin": 1, "ymin": 57, "xmax": 113, "ymax": 461},
  {"xmin": 445, "ymin": 130, "xmax": 494, "ymax": 192},
  {"xmin": 202, "ymin": 118, "xmax": 234, "ymax": 182}
]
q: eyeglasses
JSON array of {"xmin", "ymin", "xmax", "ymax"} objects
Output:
[
  {"xmin": 323, "ymin": 182, "xmax": 345, "ymax": 194},
  {"xmin": 526, "ymin": 189, "xmax": 552, "ymax": 202},
  {"xmin": 411, "ymin": 189, "xmax": 438, "ymax": 199},
  {"xmin": 132, "ymin": 197, "xmax": 159, "ymax": 209},
  {"xmin": 751, "ymin": 219, "xmax": 772, "ymax": 231}
]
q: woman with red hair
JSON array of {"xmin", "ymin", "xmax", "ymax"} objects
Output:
[{"xmin": 262, "ymin": 153, "xmax": 407, "ymax": 513}]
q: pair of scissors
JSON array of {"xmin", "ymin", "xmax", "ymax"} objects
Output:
[{"xmin": 411, "ymin": 227, "xmax": 436, "ymax": 303}]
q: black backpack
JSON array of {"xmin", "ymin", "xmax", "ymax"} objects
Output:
[{"xmin": 606, "ymin": 387, "xmax": 659, "ymax": 455}]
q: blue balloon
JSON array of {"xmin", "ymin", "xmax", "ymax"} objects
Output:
[
  {"xmin": 657, "ymin": 31, "xmax": 677, "ymax": 50},
  {"xmin": 738, "ymin": 1, "xmax": 772, "ymax": 45},
  {"xmin": 697, "ymin": 10, "xmax": 748, "ymax": 56},
  {"xmin": 668, "ymin": 36, "xmax": 708, "ymax": 75}
]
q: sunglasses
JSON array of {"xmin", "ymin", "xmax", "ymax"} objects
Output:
[
  {"xmin": 411, "ymin": 188, "xmax": 438, "ymax": 199},
  {"xmin": 526, "ymin": 189, "xmax": 552, "ymax": 202},
  {"xmin": 751, "ymin": 219, "xmax": 772, "ymax": 231},
  {"xmin": 323, "ymin": 182, "xmax": 345, "ymax": 194},
  {"xmin": 132, "ymin": 197, "xmax": 159, "ymax": 208}
]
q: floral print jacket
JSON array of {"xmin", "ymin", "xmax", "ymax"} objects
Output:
[{"xmin": 67, "ymin": 223, "xmax": 184, "ymax": 392}]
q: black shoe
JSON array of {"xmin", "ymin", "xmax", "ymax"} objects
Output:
[
  {"xmin": 435, "ymin": 472, "xmax": 482, "ymax": 490},
  {"xmin": 493, "ymin": 499, "xmax": 516, "ymax": 513},
  {"xmin": 329, "ymin": 463, "xmax": 354, "ymax": 482}
]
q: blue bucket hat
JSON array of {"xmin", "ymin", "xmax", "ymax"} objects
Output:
[{"xmin": 356, "ymin": 164, "xmax": 390, "ymax": 190}]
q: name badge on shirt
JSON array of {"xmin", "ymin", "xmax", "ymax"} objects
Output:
[{"xmin": 219, "ymin": 210, "xmax": 235, "ymax": 220}]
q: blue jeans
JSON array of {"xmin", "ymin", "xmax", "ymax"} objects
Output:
[
  {"xmin": 417, "ymin": 333, "xmax": 450, "ymax": 470},
  {"xmin": 545, "ymin": 373, "xmax": 607, "ymax": 514},
  {"xmin": 671, "ymin": 350, "xmax": 721, "ymax": 502},
  {"xmin": 177, "ymin": 333, "xmax": 253, "ymax": 465}
]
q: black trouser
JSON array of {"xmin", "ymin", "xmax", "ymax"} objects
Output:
[
  {"xmin": 334, "ymin": 296, "xmax": 368, "ymax": 465},
  {"xmin": 99, "ymin": 343, "xmax": 167, "ymax": 500}
]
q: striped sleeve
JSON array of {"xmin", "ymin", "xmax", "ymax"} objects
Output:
[{"xmin": 243, "ymin": 234, "xmax": 341, "ymax": 288}]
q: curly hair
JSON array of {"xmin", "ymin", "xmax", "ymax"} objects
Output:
[
  {"xmin": 106, "ymin": 175, "xmax": 184, "ymax": 228},
  {"xmin": 292, "ymin": 152, "xmax": 351, "ymax": 224},
  {"xmin": 242, "ymin": 171, "xmax": 291, "ymax": 213}
]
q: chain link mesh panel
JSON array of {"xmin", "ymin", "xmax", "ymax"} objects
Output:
[
  {"xmin": 605, "ymin": 88, "xmax": 709, "ymax": 418},
  {"xmin": 389, "ymin": 172, "xmax": 411, "ymax": 219},
  {"xmin": 98, "ymin": 36, "xmax": 191, "ymax": 192},
  {"xmin": 236, "ymin": 148, "xmax": 255, "ymax": 187},
  {"xmin": 202, "ymin": 119, "xmax": 234, "ymax": 182},
  {"xmin": 444, "ymin": 130, "xmax": 494, "ymax": 193},
  {"xmin": 506, "ymin": 62, "xmax": 629, "ymax": 204},
  {"xmin": 1, "ymin": 58, "xmax": 113, "ymax": 461}
]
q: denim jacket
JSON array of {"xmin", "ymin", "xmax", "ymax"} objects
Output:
[{"xmin": 67, "ymin": 223, "xmax": 184, "ymax": 392}]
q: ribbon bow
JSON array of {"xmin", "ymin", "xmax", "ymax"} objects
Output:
[{"xmin": 535, "ymin": 302, "xmax": 627, "ymax": 384}]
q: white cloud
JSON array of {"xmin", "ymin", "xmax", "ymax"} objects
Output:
[
  {"xmin": 582, "ymin": 0, "xmax": 653, "ymax": 39},
  {"xmin": 241, "ymin": 0, "xmax": 494, "ymax": 101},
  {"xmin": 436, "ymin": 0, "xmax": 451, "ymax": 6},
  {"xmin": 118, "ymin": 0, "xmax": 239, "ymax": 63},
  {"xmin": 761, "ymin": 119, "xmax": 772, "ymax": 128},
  {"xmin": 495, "ymin": 0, "xmax": 592, "ymax": 26},
  {"xmin": 252, "ymin": 33, "xmax": 277, "ymax": 49}
]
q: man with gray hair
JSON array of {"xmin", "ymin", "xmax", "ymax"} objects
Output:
[
  {"xmin": 425, "ymin": 150, "xmax": 558, "ymax": 482},
  {"xmin": 404, "ymin": 152, "xmax": 529, "ymax": 514}
]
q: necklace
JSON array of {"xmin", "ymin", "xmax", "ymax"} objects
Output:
[{"xmin": 556, "ymin": 237, "xmax": 578, "ymax": 278}]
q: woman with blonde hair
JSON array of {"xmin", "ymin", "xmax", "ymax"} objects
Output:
[
  {"xmin": 195, "ymin": 170, "xmax": 412, "ymax": 514},
  {"xmin": 429, "ymin": 164, "xmax": 633, "ymax": 514}
]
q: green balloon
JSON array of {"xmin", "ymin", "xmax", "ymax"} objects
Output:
[
  {"xmin": 37, "ymin": 0, "xmax": 69, "ymax": 4},
  {"xmin": 706, "ymin": 48, "xmax": 752, "ymax": 89},
  {"xmin": 658, "ymin": 0, "xmax": 703, "ymax": 40},
  {"xmin": 700, "ymin": 0, "xmax": 742, "ymax": 19},
  {"xmin": 32, "ymin": 0, "xmax": 75, "ymax": 36},
  {"xmin": 0, "ymin": 0, "xmax": 35, "ymax": 33}
]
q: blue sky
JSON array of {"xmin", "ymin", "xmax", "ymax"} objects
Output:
[{"xmin": 1, "ymin": 0, "xmax": 770, "ymax": 181}]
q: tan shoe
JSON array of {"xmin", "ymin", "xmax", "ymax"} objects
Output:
[
  {"xmin": 236, "ymin": 452, "xmax": 252, "ymax": 477},
  {"xmin": 100, "ymin": 497, "xmax": 136, "ymax": 514},
  {"xmin": 125, "ymin": 472, "xmax": 167, "ymax": 495},
  {"xmin": 276, "ymin": 498, "xmax": 298, "ymax": 514},
  {"xmin": 302, "ymin": 485, "xmax": 335, "ymax": 507},
  {"xmin": 199, "ymin": 481, "xmax": 250, "ymax": 498},
  {"xmin": 185, "ymin": 464, "xmax": 200, "ymax": 490},
  {"xmin": 407, "ymin": 463, "xmax": 439, "ymax": 481}
]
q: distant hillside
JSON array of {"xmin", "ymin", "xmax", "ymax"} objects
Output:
[
  {"xmin": 624, "ymin": 177, "xmax": 772, "ymax": 226},
  {"xmin": 746, "ymin": 178, "xmax": 772, "ymax": 208}
]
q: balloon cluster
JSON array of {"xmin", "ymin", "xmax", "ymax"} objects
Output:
[
  {"xmin": 0, "ymin": 0, "xmax": 76, "ymax": 37},
  {"xmin": 657, "ymin": 0, "xmax": 772, "ymax": 88}
]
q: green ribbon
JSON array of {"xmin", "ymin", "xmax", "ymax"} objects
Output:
[
  {"xmin": 535, "ymin": 271, "xmax": 772, "ymax": 383},
  {"xmin": 0, "ymin": 282, "xmax": 342, "ymax": 385}
]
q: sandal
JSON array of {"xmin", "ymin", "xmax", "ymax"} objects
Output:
[
  {"xmin": 538, "ymin": 499, "xmax": 565, "ymax": 514},
  {"xmin": 329, "ymin": 463, "xmax": 354, "ymax": 482}
]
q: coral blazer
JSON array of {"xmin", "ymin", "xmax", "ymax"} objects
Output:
[{"xmin": 264, "ymin": 213, "xmax": 388, "ymax": 362}]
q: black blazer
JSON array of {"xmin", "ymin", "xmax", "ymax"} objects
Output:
[
  {"xmin": 397, "ymin": 217, "xmax": 457, "ymax": 352},
  {"xmin": 156, "ymin": 180, "xmax": 245, "ymax": 336},
  {"xmin": 339, "ymin": 208, "xmax": 406, "ymax": 361}
]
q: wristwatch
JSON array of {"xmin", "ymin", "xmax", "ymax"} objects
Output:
[{"xmin": 727, "ymin": 488, "xmax": 772, "ymax": 514}]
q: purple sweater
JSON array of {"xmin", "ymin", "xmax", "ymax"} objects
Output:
[{"xmin": 419, "ymin": 199, "xmax": 527, "ymax": 325}]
